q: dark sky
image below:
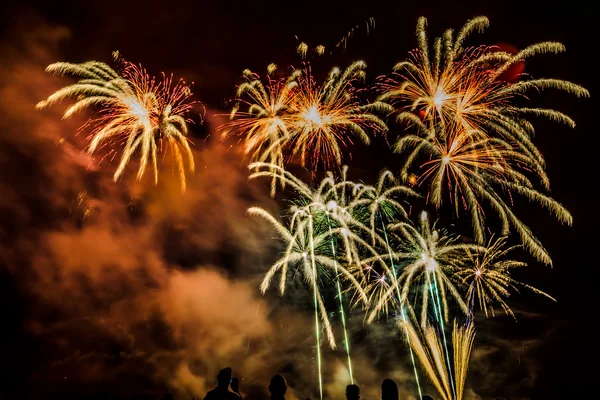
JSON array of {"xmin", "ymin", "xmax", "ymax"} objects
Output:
[{"xmin": 0, "ymin": 0, "xmax": 597, "ymax": 399}]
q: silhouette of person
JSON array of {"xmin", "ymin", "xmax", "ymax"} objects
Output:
[
  {"xmin": 204, "ymin": 367, "xmax": 241, "ymax": 400},
  {"xmin": 268, "ymin": 375, "xmax": 287, "ymax": 400},
  {"xmin": 381, "ymin": 379, "xmax": 398, "ymax": 400},
  {"xmin": 346, "ymin": 384, "xmax": 360, "ymax": 400},
  {"xmin": 231, "ymin": 378, "xmax": 242, "ymax": 400}
]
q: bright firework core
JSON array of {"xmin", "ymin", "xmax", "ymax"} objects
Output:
[
  {"xmin": 433, "ymin": 88, "xmax": 448, "ymax": 109},
  {"xmin": 303, "ymin": 105, "xmax": 330, "ymax": 127},
  {"xmin": 125, "ymin": 98, "xmax": 150, "ymax": 122},
  {"xmin": 422, "ymin": 253, "xmax": 439, "ymax": 272}
]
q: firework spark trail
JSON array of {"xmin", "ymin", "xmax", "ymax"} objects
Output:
[
  {"xmin": 249, "ymin": 207, "xmax": 330, "ymax": 399},
  {"xmin": 400, "ymin": 318, "xmax": 476, "ymax": 400},
  {"xmin": 345, "ymin": 170, "xmax": 423, "ymax": 396},
  {"xmin": 334, "ymin": 17, "xmax": 377, "ymax": 52},
  {"xmin": 452, "ymin": 322, "xmax": 476, "ymax": 400},
  {"xmin": 308, "ymin": 215, "xmax": 324, "ymax": 400},
  {"xmin": 326, "ymin": 213, "xmax": 354, "ymax": 383},
  {"xmin": 37, "ymin": 56, "xmax": 197, "ymax": 191},
  {"xmin": 428, "ymin": 270, "xmax": 456, "ymax": 400},
  {"xmin": 295, "ymin": 17, "xmax": 376, "ymax": 59},
  {"xmin": 379, "ymin": 212, "xmax": 423, "ymax": 399}
]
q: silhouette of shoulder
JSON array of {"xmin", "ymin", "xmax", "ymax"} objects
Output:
[{"xmin": 204, "ymin": 388, "xmax": 241, "ymax": 400}]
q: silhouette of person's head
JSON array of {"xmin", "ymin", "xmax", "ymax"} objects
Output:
[
  {"xmin": 217, "ymin": 367, "xmax": 232, "ymax": 389},
  {"xmin": 346, "ymin": 384, "xmax": 360, "ymax": 400},
  {"xmin": 422, "ymin": 396, "xmax": 434, "ymax": 400},
  {"xmin": 231, "ymin": 378, "xmax": 240, "ymax": 393},
  {"xmin": 268, "ymin": 375, "xmax": 287, "ymax": 399},
  {"xmin": 381, "ymin": 379, "xmax": 398, "ymax": 400}
]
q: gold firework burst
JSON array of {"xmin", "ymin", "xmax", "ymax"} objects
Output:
[
  {"xmin": 288, "ymin": 61, "xmax": 390, "ymax": 170},
  {"xmin": 37, "ymin": 56, "xmax": 197, "ymax": 191},
  {"xmin": 224, "ymin": 66, "xmax": 301, "ymax": 195},
  {"xmin": 367, "ymin": 211, "xmax": 482, "ymax": 324},
  {"xmin": 452, "ymin": 236, "xmax": 556, "ymax": 319},
  {"xmin": 379, "ymin": 16, "xmax": 588, "ymax": 144},
  {"xmin": 396, "ymin": 124, "xmax": 572, "ymax": 265},
  {"xmin": 248, "ymin": 205, "xmax": 367, "ymax": 349}
]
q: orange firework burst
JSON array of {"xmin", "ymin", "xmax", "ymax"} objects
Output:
[
  {"xmin": 223, "ymin": 65, "xmax": 301, "ymax": 195},
  {"xmin": 379, "ymin": 16, "xmax": 588, "ymax": 166},
  {"xmin": 288, "ymin": 61, "xmax": 390, "ymax": 170},
  {"xmin": 37, "ymin": 54, "xmax": 198, "ymax": 191},
  {"xmin": 226, "ymin": 61, "xmax": 390, "ymax": 181}
]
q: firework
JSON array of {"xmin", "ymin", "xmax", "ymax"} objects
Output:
[
  {"xmin": 396, "ymin": 124, "xmax": 572, "ymax": 265},
  {"xmin": 370, "ymin": 211, "xmax": 479, "ymax": 397},
  {"xmin": 224, "ymin": 66, "xmax": 301, "ymax": 195},
  {"xmin": 247, "ymin": 203, "xmax": 368, "ymax": 347},
  {"xmin": 249, "ymin": 202, "xmax": 369, "ymax": 399},
  {"xmin": 452, "ymin": 237, "xmax": 556, "ymax": 320},
  {"xmin": 250, "ymin": 162, "xmax": 400, "ymax": 385},
  {"xmin": 250, "ymin": 163, "xmax": 385, "ymax": 264},
  {"xmin": 379, "ymin": 16, "xmax": 588, "ymax": 144},
  {"xmin": 346, "ymin": 169, "xmax": 424, "ymax": 396},
  {"xmin": 378, "ymin": 16, "xmax": 587, "ymax": 263},
  {"xmin": 288, "ymin": 61, "xmax": 390, "ymax": 169},
  {"xmin": 249, "ymin": 206, "xmax": 328, "ymax": 399},
  {"xmin": 401, "ymin": 319, "xmax": 476, "ymax": 400},
  {"xmin": 349, "ymin": 169, "xmax": 415, "ymax": 311},
  {"xmin": 228, "ymin": 60, "xmax": 389, "ymax": 175},
  {"xmin": 366, "ymin": 211, "xmax": 480, "ymax": 324},
  {"xmin": 350, "ymin": 169, "xmax": 419, "ymax": 245},
  {"xmin": 249, "ymin": 206, "xmax": 333, "ymax": 340},
  {"xmin": 333, "ymin": 17, "xmax": 376, "ymax": 52},
  {"xmin": 249, "ymin": 162, "xmax": 386, "ymax": 304},
  {"xmin": 37, "ymin": 57, "xmax": 197, "ymax": 191}
]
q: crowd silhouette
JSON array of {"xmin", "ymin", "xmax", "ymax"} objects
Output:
[
  {"xmin": 98, "ymin": 366, "xmax": 509, "ymax": 400},
  {"xmin": 198, "ymin": 367, "xmax": 437, "ymax": 400}
]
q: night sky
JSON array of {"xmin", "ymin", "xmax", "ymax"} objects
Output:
[{"xmin": 0, "ymin": 1, "xmax": 596, "ymax": 399}]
